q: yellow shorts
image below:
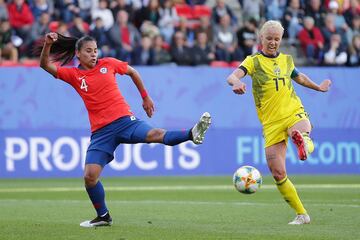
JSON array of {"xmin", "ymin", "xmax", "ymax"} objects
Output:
[{"xmin": 263, "ymin": 109, "xmax": 310, "ymax": 148}]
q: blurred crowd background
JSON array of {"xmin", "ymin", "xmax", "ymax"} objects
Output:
[{"xmin": 0, "ymin": 0, "xmax": 359, "ymax": 66}]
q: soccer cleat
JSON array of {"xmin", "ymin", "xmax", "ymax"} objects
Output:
[
  {"xmin": 191, "ymin": 112, "xmax": 211, "ymax": 144},
  {"xmin": 288, "ymin": 214, "xmax": 311, "ymax": 225},
  {"xmin": 291, "ymin": 130, "xmax": 313, "ymax": 161},
  {"xmin": 80, "ymin": 212, "xmax": 113, "ymax": 228}
]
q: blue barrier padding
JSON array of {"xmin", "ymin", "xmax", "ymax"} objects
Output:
[
  {"xmin": 0, "ymin": 66, "xmax": 359, "ymax": 177},
  {"xmin": 0, "ymin": 66, "xmax": 359, "ymax": 130}
]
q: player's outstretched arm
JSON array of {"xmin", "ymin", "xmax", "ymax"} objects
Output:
[
  {"xmin": 39, "ymin": 32, "xmax": 58, "ymax": 78},
  {"xmin": 126, "ymin": 65, "xmax": 155, "ymax": 118},
  {"xmin": 293, "ymin": 73, "xmax": 331, "ymax": 92},
  {"xmin": 227, "ymin": 68, "xmax": 247, "ymax": 95}
]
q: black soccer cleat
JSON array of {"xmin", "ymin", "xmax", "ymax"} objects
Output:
[{"xmin": 80, "ymin": 212, "xmax": 113, "ymax": 228}]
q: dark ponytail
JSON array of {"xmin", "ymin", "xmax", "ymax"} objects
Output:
[{"xmin": 33, "ymin": 33, "xmax": 96, "ymax": 66}]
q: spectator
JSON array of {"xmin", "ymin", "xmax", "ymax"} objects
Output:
[
  {"xmin": 212, "ymin": 0, "xmax": 237, "ymax": 26},
  {"xmin": 282, "ymin": 0, "xmax": 304, "ymax": 44},
  {"xmin": 214, "ymin": 14, "xmax": 243, "ymax": 62},
  {"xmin": 158, "ymin": 0, "xmax": 179, "ymax": 44},
  {"xmin": 348, "ymin": 34, "xmax": 360, "ymax": 66},
  {"xmin": 323, "ymin": 33, "xmax": 348, "ymax": 65},
  {"xmin": 132, "ymin": 35, "xmax": 154, "ymax": 65},
  {"xmin": 0, "ymin": 0, "xmax": 8, "ymax": 21},
  {"xmin": 89, "ymin": 17, "xmax": 114, "ymax": 58},
  {"xmin": 54, "ymin": 0, "xmax": 80, "ymax": 23},
  {"xmin": 343, "ymin": 0, "xmax": 360, "ymax": 27},
  {"xmin": 91, "ymin": 0, "xmax": 114, "ymax": 30},
  {"xmin": 347, "ymin": 15, "xmax": 360, "ymax": 47},
  {"xmin": 7, "ymin": 0, "xmax": 34, "ymax": 41},
  {"xmin": 175, "ymin": 17, "xmax": 195, "ymax": 47},
  {"xmin": 298, "ymin": 16, "xmax": 324, "ymax": 64},
  {"xmin": 170, "ymin": 30, "xmax": 193, "ymax": 65},
  {"xmin": 192, "ymin": 31, "xmax": 215, "ymax": 65},
  {"xmin": 152, "ymin": 34, "xmax": 171, "ymax": 65},
  {"xmin": 0, "ymin": 20, "xmax": 18, "ymax": 62},
  {"xmin": 134, "ymin": 0, "xmax": 160, "ymax": 29},
  {"xmin": 304, "ymin": 0, "xmax": 327, "ymax": 27},
  {"xmin": 29, "ymin": 0, "xmax": 54, "ymax": 21},
  {"xmin": 236, "ymin": 17, "xmax": 258, "ymax": 57},
  {"xmin": 110, "ymin": 0, "xmax": 134, "ymax": 22},
  {"xmin": 240, "ymin": 0, "xmax": 264, "ymax": 22},
  {"xmin": 195, "ymin": 16, "xmax": 214, "ymax": 46},
  {"xmin": 264, "ymin": 0, "xmax": 287, "ymax": 21},
  {"xmin": 108, "ymin": 10, "xmax": 141, "ymax": 62},
  {"xmin": 322, "ymin": 14, "xmax": 347, "ymax": 49},
  {"xmin": 7, "ymin": 0, "xmax": 34, "ymax": 57},
  {"xmin": 57, "ymin": 21, "xmax": 71, "ymax": 37},
  {"xmin": 69, "ymin": 15, "xmax": 89, "ymax": 38},
  {"xmin": 132, "ymin": 0, "xmax": 150, "ymax": 10},
  {"xmin": 77, "ymin": 0, "xmax": 98, "ymax": 23},
  {"xmin": 29, "ymin": 12, "xmax": 50, "ymax": 56},
  {"xmin": 172, "ymin": 0, "xmax": 186, "ymax": 3},
  {"xmin": 335, "ymin": 0, "xmax": 349, "ymax": 12},
  {"xmin": 139, "ymin": 20, "xmax": 160, "ymax": 39},
  {"xmin": 186, "ymin": 0, "xmax": 206, "ymax": 5},
  {"xmin": 327, "ymin": 0, "xmax": 349, "ymax": 31}
]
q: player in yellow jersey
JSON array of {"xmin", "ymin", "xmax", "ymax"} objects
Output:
[{"xmin": 227, "ymin": 20, "xmax": 331, "ymax": 225}]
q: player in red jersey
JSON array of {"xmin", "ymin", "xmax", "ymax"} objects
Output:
[{"xmin": 36, "ymin": 32, "xmax": 211, "ymax": 227}]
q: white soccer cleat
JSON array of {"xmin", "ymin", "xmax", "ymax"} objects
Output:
[
  {"xmin": 191, "ymin": 112, "xmax": 211, "ymax": 144},
  {"xmin": 288, "ymin": 214, "xmax": 311, "ymax": 225},
  {"xmin": 80, "ymin": 213, "xmax": 113, "ymax": 228}
]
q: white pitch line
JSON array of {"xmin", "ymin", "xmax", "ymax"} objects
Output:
[
  {"xmin": 0, "ymin": 199, "xmax": 359, "ymax": 208},
  {"xmin": 0, "ymin": 184, "xmax": 359, "ymax": 193}
]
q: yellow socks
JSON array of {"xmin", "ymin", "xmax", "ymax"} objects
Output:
[{"xmin": 276, "ymin": 176, "xmax": 307, "ymax": 215}]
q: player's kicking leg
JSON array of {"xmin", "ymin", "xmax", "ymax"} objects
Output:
[
  {"xmin": 266, "ymin": 141, "xmax": 311, "ymax": 225},
  {"xmin": 291, "ymin": 130, "xmax": 314, "ymax": 160},
  {"xmin": 288, "ymin": 117, "xmax": 314, "ymax": 161},
  {"xmin": 191, "ymin": 112, "xmax": 211, "ymax": 144},
  {"xmin": 147, "ymin": 112, "xmax": 211, "ymax": 146}
]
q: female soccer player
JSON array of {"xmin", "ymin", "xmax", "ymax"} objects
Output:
[
  {"xmin": 226, "ymin": 21, "xmax": 331, "ymax": 225},
  {"xmin": 37, "ymin": 32, "xmax": 211, "ymax": 227}
]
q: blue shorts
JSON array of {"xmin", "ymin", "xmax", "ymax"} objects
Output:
[{"xmin": 86, "ymin": 115, "xmax": 153, "ymax": 167}]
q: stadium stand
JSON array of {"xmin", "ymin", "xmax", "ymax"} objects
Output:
[{"xmin": 0, "ymin": 0, "xmax": 359, "ymax": 67}]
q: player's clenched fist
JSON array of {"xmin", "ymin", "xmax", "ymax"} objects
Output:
[
  {"xmin": 45, "ymin": 32, "xmax": 58, "ymax": 44},
  {"xmin": 318, "ymin": 79, "xmax": 331, "ymax": 92},
  {"xmin": 232, "ymin": 81, "xmax": 246, "ymax": 95}
]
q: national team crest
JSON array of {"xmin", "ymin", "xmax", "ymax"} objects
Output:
[
  {"xmin": 100, "ymin": 67, "xmax": 108, "ymax": 74},
  {"xmin": 274, "ymin": 66, "xmax": 281, "ymax": 77}
]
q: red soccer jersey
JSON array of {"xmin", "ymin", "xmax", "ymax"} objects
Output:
[{"xmin": 57, "ymin": 58, "xmax": 132, "ymax": 132}]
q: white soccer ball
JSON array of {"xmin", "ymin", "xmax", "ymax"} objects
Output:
[{"xmin": 233, "ymin": 166, "xmax": 262, "ymax": 194}]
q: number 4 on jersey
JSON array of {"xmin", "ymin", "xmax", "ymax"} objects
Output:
[{"xmin": 80, "ymin": 78, "xmax": 88, "ymax": 92}]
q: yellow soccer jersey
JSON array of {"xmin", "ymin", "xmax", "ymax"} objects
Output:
[{"xmin": 240, "ymin": 52, "xmax": 304, "ymax": 126}]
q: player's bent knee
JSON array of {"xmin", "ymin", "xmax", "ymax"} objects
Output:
[
  {"xmin": 84, "ymin": 174, "xmax": 98, "ymax": 188},
  {"xmin": 146, "ymin": 128, "xmax": 165, "ymax": 143}
]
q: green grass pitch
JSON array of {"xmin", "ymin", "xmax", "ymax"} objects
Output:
[{"xmin": 0, "ymin": 175, "xmax": 359, "ymax": 240}]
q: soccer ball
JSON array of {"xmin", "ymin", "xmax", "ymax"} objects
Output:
[{"xmin": 233, "ymin": 166, "xmax": 262, "ymax": 194}]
